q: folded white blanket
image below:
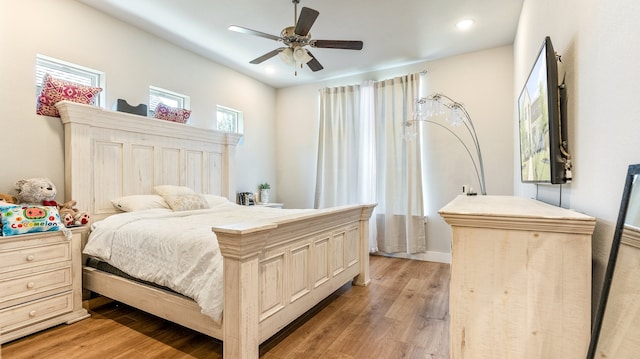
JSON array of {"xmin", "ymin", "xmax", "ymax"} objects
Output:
[{"xmin": 83, "ymin": 203, "xmax": 309, "ymax": 322}]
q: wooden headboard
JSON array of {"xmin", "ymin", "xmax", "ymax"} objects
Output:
[{"xmin": 56, "ymin": 101, "xmax": 242, "ymax": 220}]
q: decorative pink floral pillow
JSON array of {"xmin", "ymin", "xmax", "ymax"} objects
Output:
[
  {"xmin": 153, "ymin": 103, "xmax": 191, "ymax": 124},
  {"xmin": 36, "ymin": 74, "xmax": 102, "ymax": 117}
]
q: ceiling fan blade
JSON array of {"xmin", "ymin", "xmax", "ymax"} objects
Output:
[
  {"xmin": 249, "ymin": 48, "xmax": 285, "ymax": 64},
  {"xmin": 312, "ymin": 40, "xmax": 364, "ymax": 50},
  {"xmin": 294, "ymin": 7, "xmax": 319, "ymax": 36},
  {"xmin": 228, "ymin": 25, "xmax": 281, "ymax": 42},
  {"xmin": 305, "ymin": 51, "xmax": 324, "ymax": 72}
]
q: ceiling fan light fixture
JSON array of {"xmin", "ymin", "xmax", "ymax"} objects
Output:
[
  {"xmin": 293, "ymin": 46, "xmax": 313, "ymax": 64},
  {"xmin": 278, "ymin": 47, "xmax": 296, "ymax": 66}
]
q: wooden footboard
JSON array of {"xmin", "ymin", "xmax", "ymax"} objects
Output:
[{"xmin": 216, "ymin": 204, "xmax": 374, "ymax": 358}]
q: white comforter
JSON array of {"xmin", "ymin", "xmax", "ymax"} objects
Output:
[{"xmin": 83, "ymin": 202, "xmax": 309, "ymax": 323}]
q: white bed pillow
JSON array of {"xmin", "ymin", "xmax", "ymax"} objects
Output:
[
  {"xmin": 203, "ymin": 194, "xmax": 230, "ymax": 207},
  {"xmin": 112, "ymin": 195, "xmax": 170, "ymax": 212},
  {"xmin": 154, "ymin": 185, "xmax": 210, "ymax": 211}
]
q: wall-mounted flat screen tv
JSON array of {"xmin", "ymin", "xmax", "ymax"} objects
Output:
[{"xmin": 518, "ymin": 36, "xmax": 571, "ymax": 184}]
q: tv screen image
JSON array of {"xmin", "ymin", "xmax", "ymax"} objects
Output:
[{"xmin": 518, "ymin": 36, "xmax": 570, "ymax": 184}]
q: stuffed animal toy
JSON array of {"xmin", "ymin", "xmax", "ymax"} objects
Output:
[
  {"xmin": 14, "ymin": 177, "xmax": 58, "ymax": 206},
  {"xmin": 0, "ymin": 193, "xmax": 17, "ymax": 205},
  {"xmin": 58, "ymin": 200, "xmax": 90, "ymax": 226},
  {"xmin": 14, "ymin": 178, "xmax": 90, "ymax": 226},
  {"xmin": 57, "ymin": 200, "xmax": 77, "ymax": 227}
]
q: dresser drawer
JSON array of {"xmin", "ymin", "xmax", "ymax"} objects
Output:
[
  {"xmin": 0, "ymin": 265, "xmax": 72, "ymax": 309},
  {"xmin": 0, "ymin": 241, "xmax": 70, "ymax": 273},
  {"xmin": 0, "ymin": 292, "xmax": 73, "ymax": 333}
]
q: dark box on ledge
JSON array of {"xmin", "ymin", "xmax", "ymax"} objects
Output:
[{"xmin": 113, "ymin": 99, "xmax": 147, "ymax": 116}]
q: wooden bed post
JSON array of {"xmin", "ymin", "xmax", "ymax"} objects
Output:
[
  {"xmin": 214, "ymin": 223, "xmax": 277, "ymax": 358},
  {"xmin": 354, "ymin": 204, "xmax": 375, "ymax": 286},
  {"xmin": 221, "ymin": 134, "xmax": 238, "ymax": 201},
  {"xmin": 222, "ymin": 254, "xmax": 260, "ymax": 358}
]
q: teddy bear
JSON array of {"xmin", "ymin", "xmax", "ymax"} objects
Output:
[
  {"xmin": 14, "ymin": 178, "xmax": 90, "ymax": 226},
  {"xmin": 14, "ymin": 177, "xmax": 58, "ymax": 206},
  {"xmin": 58, "ymin": 200, "xmax": 90, "ymax": 226}
]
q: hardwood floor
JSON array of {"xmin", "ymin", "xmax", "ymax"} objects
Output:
[{"xmin": 1, "ymin": 255, "xmax": 450, "ymax": 359}]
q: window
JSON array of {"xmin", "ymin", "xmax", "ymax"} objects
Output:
[
  {"xmin": 216, "ymin": 105, "xmax": 243, "ymax": 133},
  {"xmin": 35, "ymin": 54, "xmax": 105, "ymax": 106},
  {"xmin": 148, "ymin": 86, "xmax": 190, "ymax": 117}
]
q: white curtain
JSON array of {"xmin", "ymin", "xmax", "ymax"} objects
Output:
[
  {"xmin": 359, "ymin": 81, "xmax": 377, "ymax": 252},
  {"xmin": 374, "ymin": 74, "xmax": 425, "ymax": 254},
  {"xmin": 315, "ymin": 85, "xmax": 361, "ymax": 207},
  {"xmin": 315, "ymin": 74, "xmax": 426, "ymax": 255}
]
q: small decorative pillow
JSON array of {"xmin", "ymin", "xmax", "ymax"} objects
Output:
[
  {"xmin": 1, "ymin": 205, "xmax": 62, "ymax": 236},
  {"xmin": 36, "ymin": 74, "xmax": 103, "ymax": 117},
  {"xmin": 154, "ymin": 185, "xmax": 209, "ymax": 211},
  {"xmin": 111, "ymin": 194, "xmax": 170, "ymax": 212},
  {"xmin": 153, "ymin": 103, "xmax": 191, "ymax": 124}
]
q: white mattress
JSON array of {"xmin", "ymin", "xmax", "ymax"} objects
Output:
[{"xmin": 83, "ymin": 202, "xmax": 309, "ymax": 322}]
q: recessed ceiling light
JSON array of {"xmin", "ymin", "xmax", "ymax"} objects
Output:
[{"xmin": 456, "ymin": 19, "xmax": 474, "ymax": 31}]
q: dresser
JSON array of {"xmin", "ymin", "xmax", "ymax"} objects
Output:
[
  {"xmin": 0, "ymin": 228, "xmax": 89, "ymax": 344},
  {"xmin": 439, "ymin": 195, "xmax": 596, "ymax": 359}
]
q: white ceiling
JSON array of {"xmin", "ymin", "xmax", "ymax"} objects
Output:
[{"xmin": 77, "ymin": 0, "xmax": 524, "ymax": 88}]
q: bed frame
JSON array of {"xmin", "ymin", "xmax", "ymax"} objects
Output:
[{"xmin": 56, "ymin": 101, "xmax": 374, "ymax": 358}]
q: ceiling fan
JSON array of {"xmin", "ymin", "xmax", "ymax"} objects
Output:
[{"xmin": 228, "ymin": 0, "xmax": 363, "ymax": 75}]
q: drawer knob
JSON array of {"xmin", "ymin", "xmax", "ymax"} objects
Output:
[
  {"xmin": 27, "ymin": 282, "xmax": 35, "ymax": 289},
  {"xmin": 29, "ymin": 310, "xmax": 37, "ymax": 317},
  {"xmin": 26, "ymin": 254, "xmax": 35, "ymax": 261}
]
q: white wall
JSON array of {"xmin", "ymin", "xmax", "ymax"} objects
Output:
[
  {"xmin": 0, "ymin": 0, "xmax": 277, "ymax": 200},
  {"xmin": 276, "ymin": 46, "xmax": 514, "ymax": 258},
  {"xmin": 514, "ymin": 0, "xmax": 640, "ymax": 309}
]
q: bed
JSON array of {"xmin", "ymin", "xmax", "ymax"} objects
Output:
[{"xmin": 55, "ymin": 101, "xmax": 375, "ymax": 358}]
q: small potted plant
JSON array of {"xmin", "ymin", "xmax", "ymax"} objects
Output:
[{"xmin": 258, "ymin": 182, "xmax": 270, "ymax": 203}]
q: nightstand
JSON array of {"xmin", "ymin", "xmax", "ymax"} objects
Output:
[
  {"xmin": 0, "ymin": 227, "xmax": 90, "ymax": 344},
  {"xmin": 255, "ymin": 203, "xmax": 284, "ymax": 208}
]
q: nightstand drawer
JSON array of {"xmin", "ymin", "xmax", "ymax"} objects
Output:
[
  {"xmin": 0, "ymin": 241, "xmax": 70, "ymax": 273},
  {"xmin": 0, "ymin": 265, "xmax": 72, "ymax": 308},
  {"xmin": 0, "ymin": 292, "xmax": 73, "ymax": 333}
]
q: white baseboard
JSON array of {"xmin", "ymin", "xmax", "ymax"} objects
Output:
[{"xmin": 374, "ymin": 250, "xmax": 451, "ymax": 264}]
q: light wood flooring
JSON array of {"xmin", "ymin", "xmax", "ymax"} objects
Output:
[{"xmin": 1, "ymin": 255, "xmax": 450, "ymax": 359}]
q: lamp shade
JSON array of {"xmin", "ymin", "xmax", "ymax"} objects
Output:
[
  {"xmin": 278, "ymin": 47, "xmax": 295, "ymax": 66},
  {"xmin": 293, "ymin": 46, "xmax": 313, "ymax": 64}
]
